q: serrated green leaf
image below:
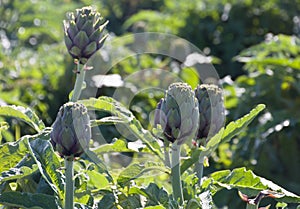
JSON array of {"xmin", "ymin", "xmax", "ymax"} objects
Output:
[
  {"xmin": 142, "ymin": 183, "xmax": 169, "ymax": 208},
  {"xmin": 0, "ymin": 105, "xmax": 45, "ymax": 132},
  {"xmin": 118, "ymin": 193, "xmax": 142, "ymax": 208},
  {"xmin": 202, "ymin": 167, "xmax": 300, "ymax": 203},
  {"xmin": 0, "ymin": 136, "xmax": 28, "ymax": 173},
  {"xmin": 0, "ymin": 129, "xmax": 50, "ymax": 175},
  {"xmin": 129, "ymin": 184, "xmax": 169, "ymax": 208},
  {"xmin": 17, "ymin": 176, "xmax": 38, "ymax": 193},
  {"xmin": 0, "ymin": 191, "xmax": 61, "ymax": 209},
  {"xmin": 79, "ymin": 97, "xmax": 163, "ymax": 160},
  {"xmin": 129, "ymin": 187, "xmax": 149, "ymax": 197},
  {"xmin": 181, "ymin": 104, "xmax": 265, "ymax": 174},
  {"xmin": 86, "ymin": 170, "xmax": 109, "ymax": 189},
  {"xmin": 83, "ymin": 149, "xmax": 112, "ymax": 182},
  {"xmin": 206, "ymin": 104, "xmax": 265, "ymax": 151},
  {"xmin": 92, "ymin": 139, "xmax": 137, "ymax": 154},
  {"xmin": 117, "ymin": 162, "xmax": 169, "ymax": 187},
  {"xmin": 97, "ymin": 193, "xmax": 116, "ymax": 209},
  {"xmin": 79, "ymin": 97, "xmax": 133, "ymax": 120},
  {"xmin": 0, "ymin": 157, "xmax": 38, "ymax": 183},
  {"xmin": 90, "ymin": 116, "xmax": 126, "ymax": 127},
  {"xmin": 27, "ymin": 136, "xmax": 64, "ymax": 200}
]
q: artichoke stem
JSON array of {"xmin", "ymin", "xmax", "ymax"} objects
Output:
[
  {"xmin": 65, "ymin": 158, "xmax": 74, "ymax": 209},
  {"xmin": 195, "ymin": 155, "xmax": 204, "ymax": 186},
  {"xmin": 71, "ymin": 62, "xmax": 86, "ymax": 102},
  {"xmin": 171, "ymin": 142, "xmax": 183, "ymax": 205},
  {"xmin": 164, "ymin": 139, "xmax": 171, "ymax": 168}
]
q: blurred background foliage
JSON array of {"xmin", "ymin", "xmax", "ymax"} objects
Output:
[{"xmin": 0, "ymin": 0, "xmax": 299, "ymax": 206}]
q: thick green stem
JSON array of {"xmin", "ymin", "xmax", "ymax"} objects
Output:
[
  {"xmin": 71, "ymin": 63, "xmax": 86, "ymax": 102},
  {"xmin": 65, "ymin": 158, "xmax": 74, "ymax": 209},
  {"xmin": 65, "ymin": 62, "xmax": 85, "ymax": 209},
  {"xmin": 171, "ymin": 142, "xmax": 183, "ymax": 205},
  {"xmin": 195, "ymin": 155, "xmax": 204, "ymax": 186},
  {"xmin": 164, "ymin": 139, "xmax": 171, "ymax": 168}
]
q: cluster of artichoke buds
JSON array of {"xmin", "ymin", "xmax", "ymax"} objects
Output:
[
  {"xmin": 154, "ymin": 82, "xmax": 199, "ymax": 145},
  {"xmin": 50, "ymin": 102, "xmax": 91, "ymax": 160},
  {"xmin": 63, "ymin": 6, "xmax": 108, "ymax": 64},
  {"xmin": 154, "ymin": 82, "xmax": 225, "ymax": 146}
]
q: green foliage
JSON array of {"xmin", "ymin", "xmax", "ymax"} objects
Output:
[
  {"xmin": 0, "ymin": 105, "xmax": 45, "ymax": 132},
  {"xmin": 0, "ymin": 192, "xmax": 60, "ymax": 209},
  {"xmin": 28, "ymin": 136, "xmax": 64, "ymax": 199},
  {"xmin": 117, "ymin": 162, "xmax": 169, "ymax": 187},
  {"xmin": 124, "ymin": 0, "xmax": 300, "ymax": 77},
  {"xmin": 0, "ymin": 1, "xmax": 300, "ymax": 208},
  {"xmin": 1, "ymin": 97, "xmax": 299, "ymax": 208},
  {"xmin": 79, "ymin": 97, "xmax": 163, "ymax": 160},
  {"xmin": 221, "ymin": 34, "xmax": 300, "ymax": 199},
  {"xmin": 203, "ymin": 167, "xmax": 300, "ymax": 203}
]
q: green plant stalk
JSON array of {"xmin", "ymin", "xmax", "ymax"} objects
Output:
[
  {"xmin": 195, "ymin": 155, "xmax": 204, "ymax": 186},
  {"xmin": 164, "ymin": 139, "xmax": 171, "ymax": 167},
  {"xmin": 65, "ymin": 158, "xmax": 74, "ymax": 209},
  {"xmin": 71, "ymin": 63, "xmax": 86, "ymax": 102},
  {"xmin": 171, "ymin": 142, "xmax": 183, "ymax": 205},
  {"xmin": 65, "ymin": 62, "xmax": 86, "ymax": 209}
]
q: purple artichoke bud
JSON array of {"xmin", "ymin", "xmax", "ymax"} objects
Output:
[
  {"xmin": 63, "ymin": 6, "xmax": 108, "ymax": 64},
  {"xmin": 195, "ymin": 84, "xmax": 225, "ymax": 144},
  {"xmin": 50, "ymin": 102, "xmax": 91, "ymax": 159},
  {"xmin": 154, "ymin": 82, "xmax": 199, "ymax": 145}
]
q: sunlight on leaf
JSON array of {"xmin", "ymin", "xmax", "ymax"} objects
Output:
[
  {"xmin": 202, "ymin": 167, "xmax": 300, "ymax": 203},
  {"xmin": 79, "ymin": 97, "xmax": 163, "ymax": 160},
  {"xmin": 0, "ymin": 105, "xmax": 45, "ymax": 132},
  {"xmin": 27, "ymin": 130, "xmax": 64, "ymax": 200}
]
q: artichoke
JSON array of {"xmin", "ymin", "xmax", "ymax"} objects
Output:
[
  {"xmin": 195, "ymin": 84, "xmax": 225, "ymax": 144},
  {"xmin": 154, "ymin": 82, "xmax": 199, "ymax": 145},
  {"xmin": 50, "ymin": 102, "xmax": 91, "ymax": 159},
  {"xmin": 63, "ymin": 6, "xmax": 108, "ymax": 64}
]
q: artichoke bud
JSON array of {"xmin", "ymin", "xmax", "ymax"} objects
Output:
[
  {"xmin": 51, "ymin": 102, "xmax": 91, "ymax": 159},
  {"xmin": 154, "ymin": 82, "xmax": 199, "ymax": 145},
  {"xmin": 64, "ymin": 6, "xmax": 109, "ymax": 64},
  {"xmin": 195, "ymin": 84, "xmax": 225, "ymax": 145}
]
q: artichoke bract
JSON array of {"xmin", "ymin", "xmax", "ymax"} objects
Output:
[
  {"xmin": 63, "ymin": 6, "xmax": 108, "ymax": 64},
  {"xmin": 50, "ymin": 102, "xmax": 91, "ymax": 159},
  {"xmin": 154, "ymin": 82, "xmax": 199, "ymax": 145},
  {"xmin": 195, "ymin": 84, "xmax": 225, "ymax": 144}
]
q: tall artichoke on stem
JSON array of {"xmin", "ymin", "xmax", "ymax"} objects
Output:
[
  {"xmin": 194, "ymin": 84, "xmax": 225, "ymax": 185},
  {"xmin": 51, "ymin": 102, "xmax": 91, "ymax": 209},
  {"xmin": 63, "ymin": 6, "xmax": 108, "ymax": 102},
  {"xmin": 64, "ymin": 6, "xmax": 108, "ymax": 65},
  {"xmin": 154, "ymin": 82, "xmax": 199, "ymax": 204},
  {"xmin": 51, "ymin": 6, "xmax": 108, "ymax": 209}
]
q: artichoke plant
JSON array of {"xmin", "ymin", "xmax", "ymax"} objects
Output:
[
  {"xmin": 154, "ymin": 82, "xmax": 199, "ymax": 145},
  {"xmin": 63, "ymin": 6, "xmax": 108, "ymax": 64},
  {"xmin": 195, "ymin": 84, "xmax": 225, "ymax": 144},
  {"xmin": 50, "ymin": 102, "xmax": 91, "ymax": 159}
]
